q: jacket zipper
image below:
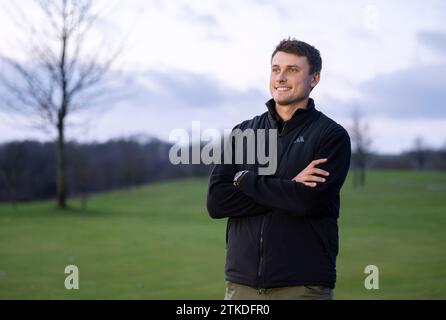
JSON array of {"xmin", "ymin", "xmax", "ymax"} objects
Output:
[
  {"xmin": 257, "ymin": 215, "xmax": 266, "ymax": 290},
  {"xmin": 257, "ymin": 120, "xmax": 285, "ymax": 292},
  {"xmin": 279, "ymin": 122, "xmax": 287, "ymax": 137}
]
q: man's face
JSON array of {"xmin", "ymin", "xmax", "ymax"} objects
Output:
[{"xmin": 270, "ymin": 51, "xmax": 320, "ymax": 107}]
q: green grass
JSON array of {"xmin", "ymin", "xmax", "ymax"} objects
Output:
[{"xmin": 0, "ymin": 171, "xmax": 445, "ymax": 299}]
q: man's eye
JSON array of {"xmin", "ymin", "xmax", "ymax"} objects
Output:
[
  {"xmin": 272, "ymin": 69, "xmax": 280, "ymax": 73},
  {"xmin": 290, "ymin": 68, "xmax": 299, "ymax": 73}
]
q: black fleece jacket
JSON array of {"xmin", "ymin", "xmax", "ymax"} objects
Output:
[{"xmin": 206, "ymin": 98, "xmax": 351, "ymax": 289}]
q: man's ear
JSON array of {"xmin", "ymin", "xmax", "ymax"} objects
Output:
[{"xmin": 311, "ymin": 72, "xmax": 321, "ymax": 89}]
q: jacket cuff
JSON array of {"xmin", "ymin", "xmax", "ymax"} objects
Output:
[{"xmin": 237, "ymin": 170, "xmax": 256, "ymax": 193}]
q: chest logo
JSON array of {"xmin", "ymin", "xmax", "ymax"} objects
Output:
[{"xmin": 293, "ymin": 136, "xmax": 305, "ymax": 143}]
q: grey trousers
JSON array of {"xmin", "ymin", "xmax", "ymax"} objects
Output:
[{"xmin": 224, "ymin": 281, "xmax": 333, "ymax": 300}]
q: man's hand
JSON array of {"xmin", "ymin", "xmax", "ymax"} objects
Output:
[{"xmin": 292, "ymin": 158, "xmax": 330, "ymax": 188}]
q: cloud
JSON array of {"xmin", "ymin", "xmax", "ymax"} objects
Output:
[
  {"xmin": 2, "ymin": 0, "xmax": 446, "ymax": 152},
  {"xmin": 0, "ymin": 64, "xmax": 270, "ymax": 143},
  {"xmin": 82, "ymin": 68, "xmax": 269, "ymax": 142},
  {"xmin": 417, "ymin": 30, "xmax": 446, "ymax": 54},
  {"xmin": 176, "ymin": 3, "xmax": 228, "ymax": 42},
  {"xmin": 358, "ymin": 63, "xmax": 446, "ymax": 119},
  {"xmin": 249, "ymin": 0, "xmax": 293, "ymax": 18},
  {"xmin": 178, "ymin": 4, "xmax": 219, "ymax": 28},
  {"xmin": 130, "ymin": 69, "xmax": 266, "ymax": 110}
]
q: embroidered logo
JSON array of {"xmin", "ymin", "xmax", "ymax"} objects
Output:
[{"xmin": 293, "ymin": 136, "xmax": 305, "ymax": 143}]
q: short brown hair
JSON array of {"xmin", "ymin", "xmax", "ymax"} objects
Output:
[{"xmin": 271, "ymin": 38, "xmax": 322, "ymax": 75}]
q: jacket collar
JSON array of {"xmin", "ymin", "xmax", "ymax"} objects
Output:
[{"xmin": 265, "ymin": 98, "xmax": 317, "ymax": 135}]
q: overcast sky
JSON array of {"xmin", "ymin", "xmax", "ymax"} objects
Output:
[{"xmin": 0, "ymin": 0, "xmax": 445, "ymax": 153}]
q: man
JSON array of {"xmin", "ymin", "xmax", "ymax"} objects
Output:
[{"xmin": 206, "ymin": 38, "xmax": 351, "ymax": 300}]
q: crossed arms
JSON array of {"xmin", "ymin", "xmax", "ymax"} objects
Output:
[{"xmin": 206, "ymin": 126, "xmax": 351, "ymax": 219}]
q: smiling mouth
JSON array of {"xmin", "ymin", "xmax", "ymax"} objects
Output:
[{"xmin": 275, "ymin": 87, "xmax": 291, "ymax": 92}]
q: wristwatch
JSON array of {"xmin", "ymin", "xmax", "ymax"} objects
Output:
[{"xmin": 233, "ymin": 170, "xmax": 249, "ymax": 187}]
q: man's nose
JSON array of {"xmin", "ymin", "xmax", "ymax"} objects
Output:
[{"xmin": 277, "ymin": 72, "xmax": 287, "ymax": 82}]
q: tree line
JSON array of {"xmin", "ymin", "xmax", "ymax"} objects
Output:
[
  {"xmin": 0, "ymin": 137, "xmax": 445, "ymax": 204},
  {"xmin": 0, "ymin": 138, "xmax": 210, "ymax": 205}
]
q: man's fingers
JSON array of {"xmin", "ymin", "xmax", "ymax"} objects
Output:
[
  {"xmin": 305, "ymin": 175, "xmax": 326, "ymax": 183},
  {"xmin": 304, "ymin": 182, "xmax": 317, "ymax": 187},
  {"xmin": 292, "ymin": 171, "xmax": 328, "ymax": 183},
  {"xmin": 310, "ymin": 168, "xmax": 330, "ymax": 176},
  {"xmin": 310, "ymin": 158, "xmax": 327, "ymax": 167},
  {"xmin": 292, "ymin": 178, "xmax": 318, "ymax": 187}
]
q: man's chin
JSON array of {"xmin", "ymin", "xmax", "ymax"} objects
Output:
[
  {"xmin": 274, "ymin": 98, "xmax": 298, "ymax": 106},
  {"xmin": 273, "ymin": 95, "xmax": 307, "ymax": 106}
]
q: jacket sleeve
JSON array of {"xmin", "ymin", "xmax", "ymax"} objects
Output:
[
  {"xmin": 237, "ymin": 126, "xmax": 351, "ymax": 217},
  {"xmin": 206, "ymin": 125, "xmax": 270, "ymax": 219}
]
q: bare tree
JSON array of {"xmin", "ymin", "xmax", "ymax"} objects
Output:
[
  {"xmin": 0, "ymin": 0, "xmax": 121, "ymax": 208},
  {"xmin": 412, "ymin": 136, "xmax": 428, "ymax": 170},
  {"xmin": 350, "ymin": 107, "xmax": 372, "ymax": 188}
]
